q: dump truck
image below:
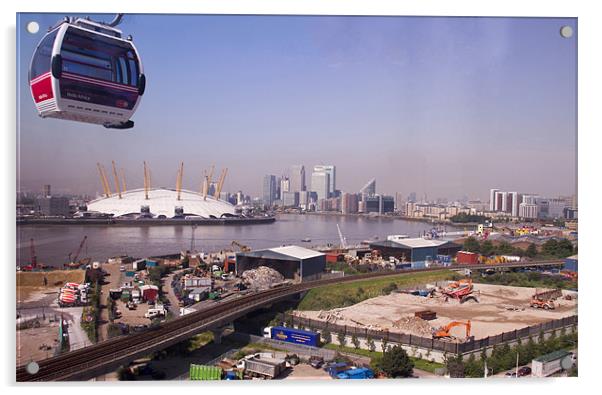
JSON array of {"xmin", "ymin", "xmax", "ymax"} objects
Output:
[{"xmin": 237, "ymin": 354, "xmax": 286, "ymax": 379}]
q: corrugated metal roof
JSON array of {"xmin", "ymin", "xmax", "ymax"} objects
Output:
[
  {"xmin": 237, "ymin": 245, "xmax": 324, "ymax": 261},
  {"xmin": 270, "ymin": 245, "xmax": 324, "ymax": 259},
  {"xmin": 533, "ymin": 350, "xmax": 571, "ymax": 363},
  {"xmin": 371, "ymin": 238, "xmax": 451, "ymax": 249}
]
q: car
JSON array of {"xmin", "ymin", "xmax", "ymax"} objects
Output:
[
  {"xmin": 120, "ymin": 265, "xmax": 126, "ymax": 272},
  {"xmin": 517, "ymin": 366, "xmax": 531, "ymax": 377},
  {"xmin": 505, "ymin": 371, "xmax": 517, "ymax": 378}
]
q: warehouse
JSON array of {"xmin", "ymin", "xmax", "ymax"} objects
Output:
[
  {"xmin": 235, "ymin": 246, "xmax": 326, "ymax": 281},
  {"xmin": 369, "ymin": 238, "xmax": 462, "ymax": 267}
]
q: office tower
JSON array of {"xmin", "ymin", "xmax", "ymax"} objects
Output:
[
  {"xmin": 280, "ymin": 177, "xmax": 290, "ymax": 200},
  {"xmin": 313, "ymin": 165, "xmax": 336, "ymax": 197},
  {"xmin": 290, "ymin": 165, "xmax": 306, "ymax": 192},
  {"xmin": 360, "ymin": 178, "xmax": 376, "ymax": 196},
  {"xmin": 311, "ymin": 171, "xmax": 330, "ymax": 202},
  {"xmin": 489, "ymin": 188, "xmax": 499, "ymax": 211},
  {"xmin": 508, "ymin": 192, "xmax": 519, "ymax": 216},
  {"xmin": 43, "ymin": 184, "xmax": 51, "ymax": 197},
  {"xmin": 262, "ymin": 175, "xmax": 277, "ymax": 207}
]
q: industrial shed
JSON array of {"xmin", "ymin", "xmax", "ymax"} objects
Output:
[
  {"xmin": 235, "ymin": 246, "xmax": 326, "ymax": 281},
  {"xmin": 369, "ymin": 238, "xmax": 462, "ymax": 266}
]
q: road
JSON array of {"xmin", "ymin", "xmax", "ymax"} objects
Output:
[{"xmin": 98, "ymin": 263, "xmax": 123, "ymax": 341}]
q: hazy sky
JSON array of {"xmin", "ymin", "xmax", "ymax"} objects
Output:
[{"xmin": 17, "ymin": 14, "xmax": 577, "ymax": 200}]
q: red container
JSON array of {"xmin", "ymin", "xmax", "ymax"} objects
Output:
[{"xmin": 456, "ymin": 251, "xmax": 480, "ymax": 264}]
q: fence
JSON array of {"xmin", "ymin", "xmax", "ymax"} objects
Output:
[{"xmin": 284, "ymin": 313, "xmax": 577, "ymax": 355}]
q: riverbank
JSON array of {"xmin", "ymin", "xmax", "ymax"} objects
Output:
[{"xmin": 17, "ymin": 216, "xmax": 276, "ymax": 226}]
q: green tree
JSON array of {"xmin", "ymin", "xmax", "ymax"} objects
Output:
[
  {"xmin": 351, "ymin": 334, "xmax": 360, "ymax": 349},
  {"xmin": 322, "ymin": 330, "xmax": 332, "ymax": 345},
  {"xmin": 445, "ymin": 354, "xmax": 465, "ymax": 378},
  {"xmin": 337, "ymin": 331, "xmax": 346, "ymax": 347},
  {"xmin": 376, "ymin": 345, "xmax": 414, "ymax": 378},
  {"xmin": 463, "ymin": 237, "xmax": 481, "ymax": 253},
  {"xmin": 463, "ymin": 354, "xmax": 483, "ymax": 378},
  {"xmin": 381, "ymin": 340, "xmax": 388, "ymax": 353},
  {"xmin": 481, "ymin": 240, "xmax": 495, "ymax": 256},
  {"xmin": 367, "ymin": 337, "xmax": 376, "ymax": 352},
  {"xmin": 526, "ymin": 243, "xmax": 538, "ymax": 258}
]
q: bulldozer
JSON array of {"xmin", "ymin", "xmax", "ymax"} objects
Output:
[{"xmin": 432, "ymin": 320, "xmax": 472, "ymax": 341}]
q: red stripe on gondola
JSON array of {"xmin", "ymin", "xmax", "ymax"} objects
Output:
[
  {"xmin": 30, "ymin": 74, "xmax": 54, "ymax": 103},
  {"xmin": 30, "ymin": 72, "xmax": 51, "ymax": 85},
  {"xmin": 62, "ymin": 72, "xmax": 139, "ymax": 93}
]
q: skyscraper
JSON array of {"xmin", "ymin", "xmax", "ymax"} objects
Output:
[
  {"xmin": 313, "ymin": 165, "xmax": 336, "ymax": 197},
  {"xmin": 311, "ymin": 171, "xmax": 330, "ymax": 201},
  {"xmin": 489, "ymin": 188, "xmax": 499, "ymax": 211},
  {"xmin": 279, "ymin": 177, "xmax": 290, "ymax": 200},
  {"xmin": 290, "ymin": 165, "xmax": 306, "ymax": 192},
  {"xmin": 360, "ymin": 178, "xmax": 376, "ymax": 196},
  {"xmin": 262, "ymin": 175, "xmax": 277, "ymax": 207}
]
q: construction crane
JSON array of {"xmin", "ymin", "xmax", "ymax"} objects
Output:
[
  {"xmin": 111, "ymin": 160, "xmax": 122, "ymax": 199},
  {"xmin": 66, "ymin": 235, "xmax": 89, "ymax": 268},
  {"xmin": 231, "ymin": 240, "xmax": 251, "ymax": 252},
  {"xmin": 176, "ymin": 162, "xmax": 184, "ymax": 201},
  {"xmin": 432, "ymin": 320, "xmax": 472, "ymax": 340},
  {"xmin": 337, "ymin": 224, "xmax": 348, "ymax": 249},
  {"xmin": 214, "ymin": 168, "xmax": 228, "ymax": 199}
]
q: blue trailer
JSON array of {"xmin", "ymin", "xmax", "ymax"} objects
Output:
[
  {"xmin": 267, "ymin": 326, "xmax": 319, "ymax": 347},
  {"xmin": 336, "ymin": 367, "xmax": 374, "ymax": 379}
]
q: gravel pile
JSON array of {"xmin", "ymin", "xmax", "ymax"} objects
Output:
[
  {"xmin": 241, "ymin": 266, "xmax": 284, "ymax": 290},
  {"xmin": 392, "ymin": 316, "xmax": 433, "ymax": 337}
]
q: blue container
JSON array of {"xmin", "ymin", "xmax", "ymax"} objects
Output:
[
  {"xmin": 270, "ymin": 326, "xmax": 319, "ymax": 347},
  {"xmin": 337, "ymin": 368, "xmax": 374, "ymax": 379},
  {"xmin": 146, "ymin": 260, "xmax": 158, "ymax": 267},
  {"xmin": 125, "ymin": 271, "xmax": 135, "ymax": 277},
  {"xmin": 325, "ymin": 362, "xmax": 348, "ymax": 377},
  {"xmin": 411, "ymin": 261, "xmax": 426, "ymax": 269},
  {"xmin": 563, "ymin": 257, "xmax": 578, "ymax": 272}
]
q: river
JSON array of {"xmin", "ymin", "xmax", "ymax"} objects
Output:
[{"xmin": 16, "ymin": 214, "xmax": 460, "ymax": 267}]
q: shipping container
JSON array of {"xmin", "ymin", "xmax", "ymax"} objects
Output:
[
  {"xmin": 456, "ymin": 251, "xmax": 480, "ymax": 265},
  {"xmin": 336, "ymin": 367, "xmax": 374, "ymax": 379},
  {"xmin": 189, "ymin": 364, "xmax": 222, "ymax": 380},
  {"xmin": 269, "ymin": 326, "xmax": 319, "ymax": 347},
  {"xmin": 125, "ymin": 271, "xmax": 135, "ymax": 277},
  {"xmin": 324, "ymin": 362, "xmax": 349, "ymax": 377},
  {"xmin": 531, "ymin": 350, "xmax": 573, "ymax": 377}
]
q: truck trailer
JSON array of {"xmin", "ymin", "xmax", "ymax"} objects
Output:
[{"xmin": 263, "ymin": 326, "xmax": 319, "ymax": 347}]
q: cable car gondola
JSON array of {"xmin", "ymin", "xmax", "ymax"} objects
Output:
[{"xmin": 29, "ymin": 16, "xmax": 145, "ymax": 129}]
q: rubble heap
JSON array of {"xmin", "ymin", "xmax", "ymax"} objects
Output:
[
  {"xmin": 392, "ymin": 316, "xmax": 433, "ymax": 337},
  {"xmin": 241, "ymin": 266, "xmax": 284, "ymax": 290}
]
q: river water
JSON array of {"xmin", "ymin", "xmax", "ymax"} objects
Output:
[{"xmin": 16, "ymin": 214, "xmax": 460, "ymax": 267}]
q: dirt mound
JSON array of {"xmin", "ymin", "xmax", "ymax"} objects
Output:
[
  {"xmin": 392, "ymin": 316, "xmax": 433, "ymax": 337},
  {"xmin": 241, "ymin": 266, "xmax": 285, "ymax": 290},
  {"xmin": 17, "ymin": 270, "xmax": 85, "ymax": 288}
]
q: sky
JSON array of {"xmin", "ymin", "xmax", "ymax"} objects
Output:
[{"xmin": 16, "ymin": 14, "xmax": 577, "ymax": 201}]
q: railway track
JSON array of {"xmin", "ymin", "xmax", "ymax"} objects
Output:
[{"xmin": 16, "ymin": 260, "xmax": 563, "ymax": 381}]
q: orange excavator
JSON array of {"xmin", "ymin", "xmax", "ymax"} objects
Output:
[{"xmin": 433, "ymin": 320, "xmax": 472, "ymax": 340}]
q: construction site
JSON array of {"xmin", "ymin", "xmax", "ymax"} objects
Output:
[{"xmin": 292, "ymin": 281, "xmax": 577, "ymax": 342}]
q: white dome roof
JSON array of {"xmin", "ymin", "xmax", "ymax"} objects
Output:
[{"xmin": 86, "ymin": 188, "xmax": 236, "ymax": 218}]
